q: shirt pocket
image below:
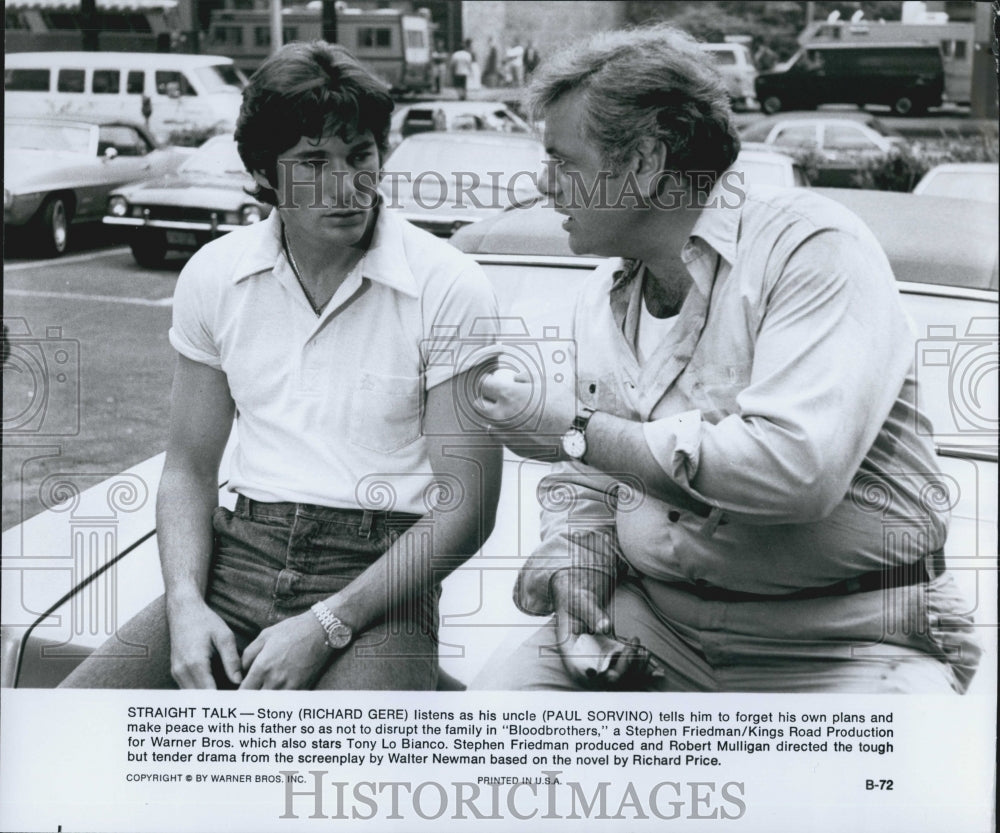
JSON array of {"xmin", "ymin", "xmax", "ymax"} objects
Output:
[
  {"xmin": 578, "ymin": 373, "xmax": 626, "ymax": 414},
  {"xmin": 348, "ymin": 372, "xmax": 423, "ymax": 453}
]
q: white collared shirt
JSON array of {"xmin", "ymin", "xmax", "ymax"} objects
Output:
[{"xmin": 169, "ymin": 207, "xmax": 498, "ymax": 513}]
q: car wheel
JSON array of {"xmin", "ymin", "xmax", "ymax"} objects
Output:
[
  {"xmin": 761, "ymin": 95, "xmax": 783, "ymax": 115},
  {"xmin": 35, "ymin": 195, "xmax": 72, "ymax": 257},
  {"xmin": 130, "ymin": 231, "xmax": 168, "ymax": 268},
  {"xmin": 892, "ymin": 95, "xmax": 916, "ymax": 116}
]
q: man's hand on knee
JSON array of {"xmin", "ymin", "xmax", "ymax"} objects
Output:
[
  {"xmin": 239, "ymin": 611, "xmax": 330, "ymax": 690},
  {"xmin": 166, "ymin": 598, "xmax": 242, "ymax": 688},
  {"xmin": 550, "ymin": 567, "xmax": 613, "ymax": 645},
  {"xmin": 550, "ymin": 568, "xmax": 664, "ymax": 689}
]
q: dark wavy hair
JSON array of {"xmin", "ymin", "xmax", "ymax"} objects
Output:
[
  {"xmin": 527, "ymin": 24, "xmax": 740, "ymax": 194},
  {"xmin": 235, "ymin": 40, "xmax": 394, "ymax": 205}
]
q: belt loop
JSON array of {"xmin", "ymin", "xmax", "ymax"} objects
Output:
[
  {"xmin": 359, "ymin": 510, "xmax": 374, "ymax": 538},
  {"xmin": 928, "ymin": 549, "xmax": 946, "ymax": 581}
]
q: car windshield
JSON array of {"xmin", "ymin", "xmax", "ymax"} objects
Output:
[
  {"xmin": 462, "ymin": 107, "xmax": 530, "ymax": 132},
  {"xmin": 735, "ymin": 156, "xmax": 790, "ymax": 186},
  {"xmin": 738, "ymin": 121, "xmax": 774, "ymax": 143},
  {"xmin": 385, "ymin": 140, "xmax": 543, "ymax": 190},
  {"xmin": 4, "ymin": 122, "xmax": 92, "ymax": 154},
  {"xmin": 919, "ymin": 171, "xmax": 999, "ymax": 203},
  {"xmin": 193, "ymin": 64, "xmax": 247, "ymax": 93},
  {"xmin": 180, "ymin": 137, "xmax": 249, "ymax": 176},
  {"xmin": 865, "ymin": 116, "xmax": 902, "ymax": 139},
  {"xmin": 774, "ymin": 51, "xmax": 802, "ymax": 72},
  {"xmin": 708, "ymin": 49, "xmax": 737, "ymax": 66}
]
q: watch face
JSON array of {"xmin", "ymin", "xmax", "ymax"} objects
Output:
[
  {"xmin": 561, "ymin": 429, "xmax": 587, "ymax": 459},
  {"xmin": 327, "ymin": 623, "xmax": 352, "ymax": 650}
]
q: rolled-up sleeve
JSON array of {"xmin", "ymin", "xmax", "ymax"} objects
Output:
[{"xmin": 642, "ymin": 229, "xmax": 914, "ymax": 524}]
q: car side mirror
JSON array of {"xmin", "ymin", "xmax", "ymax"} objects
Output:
[{"xmin": 103, "ymin": 146, "xmax": 119, "ymax": 160}]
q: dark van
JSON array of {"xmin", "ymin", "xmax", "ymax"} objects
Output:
[{"xmin": 755, "ymin": 42, "xmax": 944, "ymax": 116}]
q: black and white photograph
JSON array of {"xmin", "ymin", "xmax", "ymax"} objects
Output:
[{"xmin": 2, "ymin": 1, "xmax": 997, "ymax": 830}]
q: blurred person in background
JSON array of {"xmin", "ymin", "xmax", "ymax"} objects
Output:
[{"xmin": 450, "ymin": 39, "xmax": 474, "ymax": 100}]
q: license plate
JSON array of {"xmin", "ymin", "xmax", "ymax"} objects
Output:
[{"xmin": 166, "ymin": 231, "xmax": 198, "ymax": 247}]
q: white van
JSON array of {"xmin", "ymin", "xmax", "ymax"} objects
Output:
[
  {"xmin": 698, "ymin": 43, "xmax": 757, "ymax": 110},
  {"xmin": 4, "ymin": 52, "xmax": 248, "ymax": 142}
]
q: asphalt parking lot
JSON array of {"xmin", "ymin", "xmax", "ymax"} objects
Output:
[{"xmin": 2, "ymin": 242, "xmax": 180, "ymax": 530}]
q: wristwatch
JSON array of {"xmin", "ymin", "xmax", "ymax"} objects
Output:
[
  {"xmin": 561, "ymin": 408, "xmax": 595, "ymax": 461},
  {"xmin": 310, "ymin": 602, "xmax": 353, "ymax": 650}
]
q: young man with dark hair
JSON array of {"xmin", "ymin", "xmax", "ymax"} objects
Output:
[
  {"xmin": 473, "ymin": 25, "xmax": 979, "ymax": 693},
  {"xmin": 62, "ymin": 41, "xmax": 501, "ymax": 690}
]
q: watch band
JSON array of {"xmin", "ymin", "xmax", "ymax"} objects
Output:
[
  {"xmin": 573, "ymin": 407, "xmax": 596, "ymax": 433},
  {"xmin": 310, "ymin": 601, "xmax": 351, "ymax": 649}
]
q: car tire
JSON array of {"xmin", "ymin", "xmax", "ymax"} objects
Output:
[
  {"xmin": 130, "ymin": 231, "xmax": 168, "ymax": 268},
  {"xmin": 892, "ymin": 95, "xmax": 917, "ymax": 116},
  {"xmin": 35, "ymin": 195, "xmax": 72, "ymax": 257},
  {"xmin": 761, "ymin": 95, "xmax": 783, "ymax": 115}
]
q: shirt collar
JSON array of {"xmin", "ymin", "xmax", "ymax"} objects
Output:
[
  {"xmin": 359, "ymin": 206, "xmax": 420, "ymax": 297},
  {"xmin": 608, "ymin": 171, "xmax": 744, "ymax": 298},
  {"xmin": 684, "ymin": 169, "xmax": 743, "ymax": 269},
  {"xmin": 230, "ymin": 210, "xmax": 283, "ymax": 283},
  {"xmin": 230, "ymin": 205, "xmax": 420, "ymax": 298}
]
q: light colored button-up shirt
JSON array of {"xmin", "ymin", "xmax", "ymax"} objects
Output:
[
  {"xmin": 170, "ymin": 207, "xmax": 498, "ymax": 514},
  {"xmin": 516, "ymin": 183, "xmax": 949, "ymax": 613}
]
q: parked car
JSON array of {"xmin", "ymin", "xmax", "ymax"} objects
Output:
[
  {"xmin": 2, "ymin": 189, "xmax": 996, "ymax": 692},
  {"xmin": 698, "ymin": 42, "xmax": 758, "ymax": 110},
  {"xmin": 388, "ymin": 100, "xmax": 533, "ymax": 150},
  {"xmin": 754, "ymin": 42, "xmax": 945, "ymax": 116},
  {"xmin": 739, "ymin": 113, "xmax": 906, "ymax": 187},
  {"xmin": 913, "ymin": 162, "xmax": 999, "ymax": 204},
  {"xmin": 381, "ymin": 131, "xmax": 545, "ymax": 236},
  {"xmin": 733, "ymin": 144, "xmax": 810, "ymax": 187},
  {"xmin": 103, "ymin": 134, "xmax": 269, "ymax": 267},
  {"xmin": 3, "ymin": 116, "xmax": 188, "ymax": 257}
]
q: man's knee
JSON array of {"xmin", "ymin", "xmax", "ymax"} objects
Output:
[{"xmin": 469, "ymin": 620, "xmax": 577, "ymax": 691}]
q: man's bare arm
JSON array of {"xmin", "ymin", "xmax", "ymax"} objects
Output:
[{"xmin": 156, "ymin": 354, "xmax": 240, "ymax": 688}]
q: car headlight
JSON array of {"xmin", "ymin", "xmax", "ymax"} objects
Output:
[
  {"xmin": 241, "ymin": 205, "xmax": 263, "ymax": 224},
  {"xmin": 108, "ymin": 196, "xmax": 129, "ymax": 217}
]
